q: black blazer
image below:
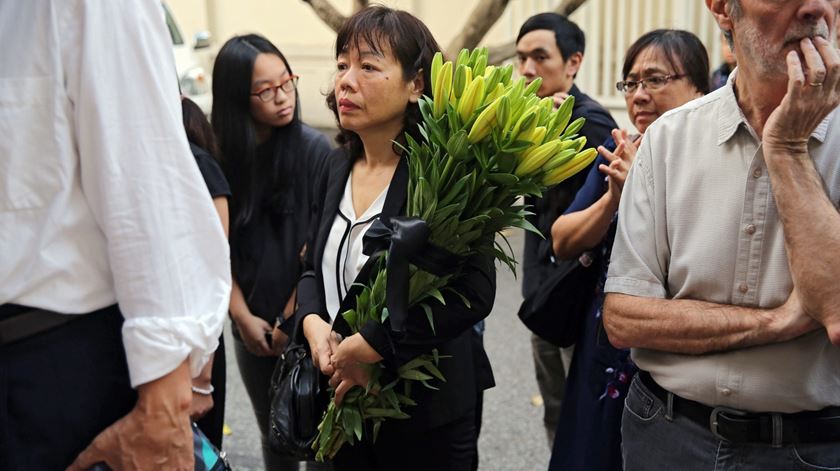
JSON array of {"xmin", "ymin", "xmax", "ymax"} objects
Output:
[{"xmin": 292, "ymin": 147, "xmax": 496, "ymax": 429}]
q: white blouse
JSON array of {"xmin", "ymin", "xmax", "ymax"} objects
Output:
[{"xmin": 322, "ymin": 173, "xmax": 388, "ymax": 320}]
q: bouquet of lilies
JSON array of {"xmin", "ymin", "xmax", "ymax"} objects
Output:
[{"xmin": 313, "ymin": 47, "xmax": 597, "ymax": 460}]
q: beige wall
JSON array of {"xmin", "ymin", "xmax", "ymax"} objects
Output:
[{"xmin": 167, "ymin": 0, "xmax": 721, "ymax": 130}]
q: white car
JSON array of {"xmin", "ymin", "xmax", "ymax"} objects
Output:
[{"xmin": 163, "ymin": 3, "xmax": 213, "ymax": 114}]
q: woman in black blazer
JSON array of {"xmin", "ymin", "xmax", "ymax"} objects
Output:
[{"xmin": 291, "ymin": 6, "xmax": 496, "ymax": 471}]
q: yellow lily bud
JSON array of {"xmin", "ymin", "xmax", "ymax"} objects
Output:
[
  {"xmin": 458, "ymin": 75, "xmax": 485, "ymax": 123},
  {"xmin": 456, "ymin": 48, "xmax": 470, "ymax": 67},
  {"xmin": 523, "ymin": 126, "xmax": 547, "ymax": 146},
  {"xmin": 499, "ymin": 65, "xmax": 514, "ymax": 86},
  {"xmin": 497, "ymin": 95, "xmax": 511, "ymax": 131},
  {"xmin": 541, "ymin": 148, "xmax": 578, "ymax": 172},
  {"xmin": 433, "ymin": 61, "xmax": 453, "ymax": 119},
  {"xmin": 431, "ymin": 52, "xmax": 443, "ymax": 97},
  {"xmin": 454, "ymin": 64, "xmax": 468, "ymax": 99},
  {"xmin": 547, "ymin": 95, "xmax": 576, "ymax": 140},
  {"xmin": 523, "ymin": 77, "xmax": 542, "ymax": 97},
  {"xmin": 515, "ymin": 141, "xmax": 562, "ymax": 177},
  {"xmin": 542, "ymin": 148, "xmax": 598, "ymax": 186},
  {"xmin": 467, "ymin": 96, "xmax": 502, "ymax": 143},
  {"xmin": 483, "ymin": 83, "xmax": 505, "ymax": 106},
  {"xmin": 561, "ymin": 116, "xmax": 586, "ymax": 139},
  {"xmin": 513, "ymin": 105, "xmax": 540, "ymax": 142},
  {"xmin": 567, "ymin": 136, "xmax": 585, "ymax": 152},
  {"xmin": 484, "ymin": 66, "xmax": 502, "ymax": 91},
  {"xmin": 473, "ymin": 53, "xmax": 488, "ymax": 77},
  {"xmin": 468, "ymin": 48, "xmax": 481, "ymax": 67}
]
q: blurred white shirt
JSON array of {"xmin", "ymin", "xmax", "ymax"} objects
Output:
[{"xmin": 0, "ymin": 0, "xmax": 231, "ymax": 387}]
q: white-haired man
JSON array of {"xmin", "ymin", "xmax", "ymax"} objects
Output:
[{"xmin": 604, "ymin": 0, "xmax": 840, "ymax": 468}]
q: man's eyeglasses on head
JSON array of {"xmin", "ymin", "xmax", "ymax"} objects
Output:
[
  {"xmin": 251, "ymin": 75, "xmax": 299, "ymax": 102},
  {"xmin": 616, "ymin": 74, "xmax": 684, "ymax": 95}
]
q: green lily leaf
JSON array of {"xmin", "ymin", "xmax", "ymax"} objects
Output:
[{"xmin": 399, "ymin": 369, "xmax": 434, "ymax": 381}]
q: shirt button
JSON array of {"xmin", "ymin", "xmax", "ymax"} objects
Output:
[
  {"xmin": 745, "ymin": 224, "xmax": 756, "ymax": 235},
  {"xmin": 739, "ymin": 283, "xmax": 749, "ymax": 293},
  {"xmin": 753, "ymin": 168, "xmax": 762, "ymax": 178},
  {"xmin": 721, "ymin": 388, "xmax": 732, "ymax": 397}
]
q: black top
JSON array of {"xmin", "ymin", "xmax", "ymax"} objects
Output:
[
  {"xmin": 521, "ymin": 84, "xmax": 617, "ymax": 298},
  {"xmin": 190, "ymin": 142, "xmax": 231, "ymax": 199},
  {"xmin": 292, "ymin": 147, "xmax": 496, "ymax": 429},
  {"xmin": 231, "ymin": 124, "xmax": 331, "ymax": 323}
]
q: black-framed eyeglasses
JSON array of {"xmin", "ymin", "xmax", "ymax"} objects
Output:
[
  {"xmin": 251, "ymin": 75, "xmax": 299, "ymax": 102},
  {"xmin": 616, "ymin": 74, "xmax": 685, "ymax": 95}
]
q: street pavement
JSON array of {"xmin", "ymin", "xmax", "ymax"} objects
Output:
[{"xmin": 220, "ymin": 229, "xmax": 550, "ymax": 470}]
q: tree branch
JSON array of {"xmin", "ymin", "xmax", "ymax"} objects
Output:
[
  {"xmin": 556, "ymin": 0, "xmax": 588, "ymax": 16},
  {"xmin": 444, "ymin": 0, "xmax": 511, "ymax": 59},
  {"xmin": 486, "ymin": 0, "xmax": 589, "ymax": 64},
  {"xmin": 352, "ymin": 0, "xmax": 369, "ymax": 13},
  {"xmin": 302, "ymin": 0, "xmax": 346, "ymax": 33}
]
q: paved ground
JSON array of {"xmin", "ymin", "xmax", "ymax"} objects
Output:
[{"xmin": 221, "ymin": 230, "xmax": 550, "ymax": 470}]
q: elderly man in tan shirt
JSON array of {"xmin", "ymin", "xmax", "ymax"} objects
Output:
[{"xmin": 603, "ymin": 1, "xmax": 840, "ymax": 469}]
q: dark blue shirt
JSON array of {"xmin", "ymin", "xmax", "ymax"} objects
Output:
[{"xmin": 548, "ymin": 136, "xmax": 636, "ymax": 471}]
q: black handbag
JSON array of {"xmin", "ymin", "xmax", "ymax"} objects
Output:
[
  {"xmin": 268, "ymin": 337, "xmax": 327, "ymax": 460},
  {"xmin": 517, "ymin": 251, "xmax": 601, "ymax": 348}
]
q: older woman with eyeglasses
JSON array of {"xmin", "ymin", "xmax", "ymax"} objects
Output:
[
  {"xmin": 211, "ymin": 34, "xmax": 332, "ymax": 471},
  {"xmin": 547, "ymin": 29, "xmax": 709, "ymax": 471}
]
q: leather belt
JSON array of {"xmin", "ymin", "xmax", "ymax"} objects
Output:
[
  {"xmin": 638, "ymin": 371, "xmax": 840, "ymax": 446},
  {"xmin": 0, "ymin": 304, "xmax": 79, "ymax": 346}
]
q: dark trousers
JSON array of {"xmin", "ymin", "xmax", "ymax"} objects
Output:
[
  {"xmin": 0, "ymin": 306, "xmax": 136, "ymax": 471},
  {"xmin": 622, "ymin": 375, "xmax": 840, "ymax": 470},
  {"xmin": 332, "ymin": 409, "xmax": 478, "ymax": 471},
  {"xmin": 195, "ymin": 334, "xmax": 226, "ymax": 449}
]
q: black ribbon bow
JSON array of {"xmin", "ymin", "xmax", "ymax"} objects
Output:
[{"xmin": 362, "ymin": 216, "xmax": 462, "ymax": 334}]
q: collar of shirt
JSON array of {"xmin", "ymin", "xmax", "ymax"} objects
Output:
[{"xmin": 717, "ymin": 67, "xmax": 831, "ymax": 145}]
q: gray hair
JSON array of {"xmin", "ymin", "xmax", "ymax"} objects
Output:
[{"xmin": 721, "ymin": 0, "xmax": 741, "ymax": 51}]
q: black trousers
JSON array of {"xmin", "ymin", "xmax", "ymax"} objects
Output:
[
  {"xmin": 0, "ymin": 306, "xmax": 137, "ymax": 471},
  {"xmin": 195, "ymin": 334, "xmax": 226, "ymax": 449},
  {"xmin": 332, "ymin": 408, "xmax": 478, "ymax": 471}
]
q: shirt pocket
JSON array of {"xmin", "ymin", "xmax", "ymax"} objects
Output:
[{"xmin": 0, "ymin": 76, "xmax": 59, "ymax": 211}]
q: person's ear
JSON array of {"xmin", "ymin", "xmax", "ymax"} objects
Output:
[
  {"xmin": 565, "ymin": 52, "xmax": 583, "ymax": 78},
  {"xmin": 706, "ymin": 0, "xmax": 735, "ymax": 38},
  {"xmin": 408, "ymin": 69, "xmax": 425, "ymax": 104}
]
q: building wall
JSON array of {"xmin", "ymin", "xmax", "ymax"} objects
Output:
[{"xmin": 166, "ymin": 0, "xmax": 723, "ymax": 130}]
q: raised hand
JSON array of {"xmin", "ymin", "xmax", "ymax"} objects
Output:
[
  {"xmin": 598, "ymin": 128, "xmax": 639, "ymax": 200},
  {"xmin": 764, "ymin": 37, "xmax": 840, "ymax": 149}
]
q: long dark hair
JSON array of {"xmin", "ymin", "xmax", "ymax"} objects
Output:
[
  {"xmin": 326, "ymin": 6, "xmax": 441, "ymax": 158},
  {"xmin": 211, "ymin": 34, "xmax": 302, "ymax": 228},
  {"xmin": 623, "ymin": 29, "xmax": 710, "ymax": 95},
  {"xmin": 181, "ymin": 97, "xmax": 219, "ymax": 158}
]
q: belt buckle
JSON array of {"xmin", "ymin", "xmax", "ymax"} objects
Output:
[{"xmin": 709, "ymin": 406, "xmax": 749, "ymax": 442}]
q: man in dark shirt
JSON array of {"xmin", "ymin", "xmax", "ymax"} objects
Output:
[{"xmin": 515, "ymin": 12, "xmax": 617, "ymax": 445}]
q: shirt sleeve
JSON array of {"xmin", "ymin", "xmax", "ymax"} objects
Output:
[
  {"xmin": 192, "ymin": 145, "xmax": 232, "ymax": 198},
  {"xmin": 563, "ymin": 138, "xmax": 615, "ymax": 215},
  {"xmin": 603, "ymin": 134, "xmax": 669, "ymax": 299},
  {"xmin": 61, "ymin": 0, "xmax": 231, "ymax": 387}
]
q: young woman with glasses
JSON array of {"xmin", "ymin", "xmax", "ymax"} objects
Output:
[
  {"xmin": 211, "ymin": 34, "xmax": 332, "ymax": 471},
  {"xmin": 547, "ymin": 29, "xmax": 709, "ymax": 471}
]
